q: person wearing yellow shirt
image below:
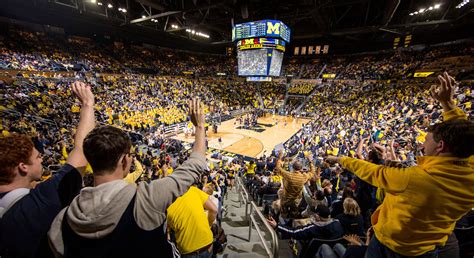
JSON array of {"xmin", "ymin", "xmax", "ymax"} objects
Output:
[
  {"xmin": 244, "ymin": 160, "xmax": 256, "ymax": 178},
  {"xmin": 326, "ymin": 73, "xmax": 474, "ymax": 257},
  {"xmin": 166, "ymin": 186, "xmax": 217, "ymax": 257},
  {"xmin": 123, "ymin": 158, "xmax": 144, "ymax": 185}
]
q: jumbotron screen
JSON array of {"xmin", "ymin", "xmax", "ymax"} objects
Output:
[{"xmin": 237, "ymin": 49, "xmax": 283, "ymax": 76}]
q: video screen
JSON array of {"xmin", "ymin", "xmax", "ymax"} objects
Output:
[
  {"xmin": 269, "ymin": 50, "xmax": 283, "ymax": 76},
  {"xmin": 238, "ymin": 49, "xmax": 268, "ymax": 76}
]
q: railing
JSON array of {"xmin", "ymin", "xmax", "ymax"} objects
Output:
[
  {"xmin": 236, "ymin": 177, "xmax": 250, "ymax": 215},
  {"xmin": 236, "ymin": 176, "xmax": 279, "ymax": 258},
  {"xmin": 248, "ymin": 201, "xmax": 279, "ymax": 258}
]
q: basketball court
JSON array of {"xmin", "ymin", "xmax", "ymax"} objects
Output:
[{"xmin": 173, "ymin": 114, "xmax": 310, "ymax": 158}]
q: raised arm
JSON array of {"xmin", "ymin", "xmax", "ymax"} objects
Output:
[
  {"xmin": 304, "ymin": 152, "xmax": 316, "ymax": 180},
  {"xmin": 190, "ymin": 97, "xmax": 206, "ymax": 156},
  {"xmin": 275, "ymin": 150, "xmax": 290, "ymax": 177},
  {"xmin": 124, "ymin": 158, "xmax": 144, "ymax": 184},
  {"xmin": 325, "ymin": 155, "xmax": 411, "ymax": 193},
  {"xmin": 67, "ymin": 81, "xmax": 95, "ymax": 174},
  {"xmin": 387, "ymin": 139, "xmax": 399, "ymax": 161},
  {"xmin": 355, "ymin": 136, "xmax": 368, "ymax": 159},
  {"xmin": 136, "ymin": 97, "xmax": 207, "ymax": 227}
]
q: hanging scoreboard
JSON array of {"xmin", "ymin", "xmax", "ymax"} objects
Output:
[{"xmin": 233, "ymin": 20, "xmax": 291, "ymax": 78}]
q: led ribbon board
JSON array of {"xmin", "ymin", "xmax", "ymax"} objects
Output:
[{"xmin": 236, "ymin": 38, "xmax": 286, "ymax": 51}]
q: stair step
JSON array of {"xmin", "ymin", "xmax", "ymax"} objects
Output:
[
  {"xmin": 224, "ymin": 241, "xmax": 272, "ymax": 256},
  {"xmin": 221, "ymin": 218, "xmax": 249, "ymax": 228},
  {"xmin": 219, "ymin": 181, "xmax": 294, "ymax": 257}
]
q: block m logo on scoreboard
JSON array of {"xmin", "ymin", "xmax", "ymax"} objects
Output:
[
  {"xmin": 244, "ymin": 38, "xmax": 256, "ymax": 45},
  {"xmin": 266, "ymin": 21, "xmax": 281, "ymax": 35}
]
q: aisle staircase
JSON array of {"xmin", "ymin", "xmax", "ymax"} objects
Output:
[{"xmin": 218, "ymin": 178, "xmax": 293, "ymax": 258}]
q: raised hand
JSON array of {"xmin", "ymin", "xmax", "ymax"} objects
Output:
[
  {"xmin": 72, "ymin": 81, "xmax": 94, "ymax": 106},
  {"xmin": 430, "ymin": 72, "xmax": 456, "ymax": 111},
  {"xmin": 278, "ymin": 149, "xmax": 284, "ymax": 160},
  {"xmin": 188, "ymin": 97, "xmax": 205, "ymax": 127}
]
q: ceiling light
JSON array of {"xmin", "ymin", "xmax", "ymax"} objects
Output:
[
  {"xmin": 428, "ymin": 6, "xmax": 433, "ymax": 10},
  {"xmin": 419, "ymin": 8, "xmax": 425, "ymax": 13},
  {"xmin": 97, "ymin": 2, "xmax": 103, "ymax": 5},
  {"xmin": 434, "ymin": 4, "xmax": 441, "ymax": 9},
  {"xmin": 107, "ymin": 3, "xmax": 113, "ymax": 8},
  {"xmin": 142, "ymin": 15, "xmax": 146, "ymax": 18},
  {"xmin": 90, "ymin": 0, "xmax": 96, "ymax": 3},
  {"xmin": 409, "ymin": 13, "xmax": 414, "ymax": 15}
]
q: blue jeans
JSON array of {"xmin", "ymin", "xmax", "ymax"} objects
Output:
[
  {"xmin": 315, "ymin": 243, "xmax": 347, "ymax": 258},
  {"xmin": 365, "ymin": 236, "xmax": 439, "ymax": 258},
  {"xmin": 181, "ymin": 248, "xmax": 213, "ymax": 258}
]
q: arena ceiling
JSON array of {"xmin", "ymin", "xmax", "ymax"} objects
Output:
[{"xmin": 1, "ymin": 0, "xmax": 473, "ymax": 53}]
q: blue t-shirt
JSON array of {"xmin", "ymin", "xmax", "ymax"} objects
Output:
[{"xmin": 0, "ymin": 164, "xmax": 82, "ymax": 258}]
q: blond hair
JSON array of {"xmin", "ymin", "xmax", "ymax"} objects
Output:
[{"xmin": 343, "ymin": 198, "xmax": 361, "ymax": 216}]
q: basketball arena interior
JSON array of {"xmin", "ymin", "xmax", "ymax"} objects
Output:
[{"xmin": 0, "ymin": 0, "xmax": 473, "ymax": 257}]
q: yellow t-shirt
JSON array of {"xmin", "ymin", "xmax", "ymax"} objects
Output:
[
  {"xmin": 246, "ymin": 163, "xmax": 256, "ymax": 175},
  {"xmin": 271, "ymin": 175, "xmax": 282, "ymax": 183},
  {"xmin": 166, "ymin": 186, "xmax": 213, "ymax": 254}
]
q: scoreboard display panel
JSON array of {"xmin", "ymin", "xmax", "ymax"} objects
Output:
[
  {"xmin": 269, "ymin": 50, "xmax": 283, "ymax": 76},
  {"xmin": 238, "ymin": 49, "xmax": 267, "ymax": 76},
  {"xmin": 232, "ymin": 20, "xmax": 291, "ymax": 42},
  {"xmin": 237, "ymin": 48, "xmax": 283, "ymax": 77}
]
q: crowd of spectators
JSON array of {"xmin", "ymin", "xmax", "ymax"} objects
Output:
[
  {"xmin": 1, "ymin": 26, "xmax": 473, "ymax": 258},
  {"xmin": 288, "ymin": 82, "xmax": 317, "ymax": 95},
  {"xmin": 242, "ymin": 73, "xmax": 473, "ymax": 258}
]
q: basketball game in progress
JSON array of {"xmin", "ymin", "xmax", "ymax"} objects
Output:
[{"xmin": 1, "ymin": 1, "xmax": 473, "ymax": 258}]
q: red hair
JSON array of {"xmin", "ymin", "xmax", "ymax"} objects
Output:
[{"xmin": 0, "ymin": 134, "xmax": 34, "ymax": 184}]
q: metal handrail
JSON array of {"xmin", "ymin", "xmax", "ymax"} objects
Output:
[
  {"xmin": 454, "ymin": 226, "xmax": 474, "ymax": 230},
  {"xmin": 236, "ymin": 177, "xmax": 250, "ymax": 216},
  {"xmin": 235, "ymin": 177, "xmax": 279, "ymax": 257},
  {"xmin": 249, "ymin": 201, "xmax": 279, "ymax": 258}
]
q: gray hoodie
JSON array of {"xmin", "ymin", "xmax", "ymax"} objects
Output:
[{"xmin": 48, "ymin": 152, "xmax": 207, "ymax": 256}]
